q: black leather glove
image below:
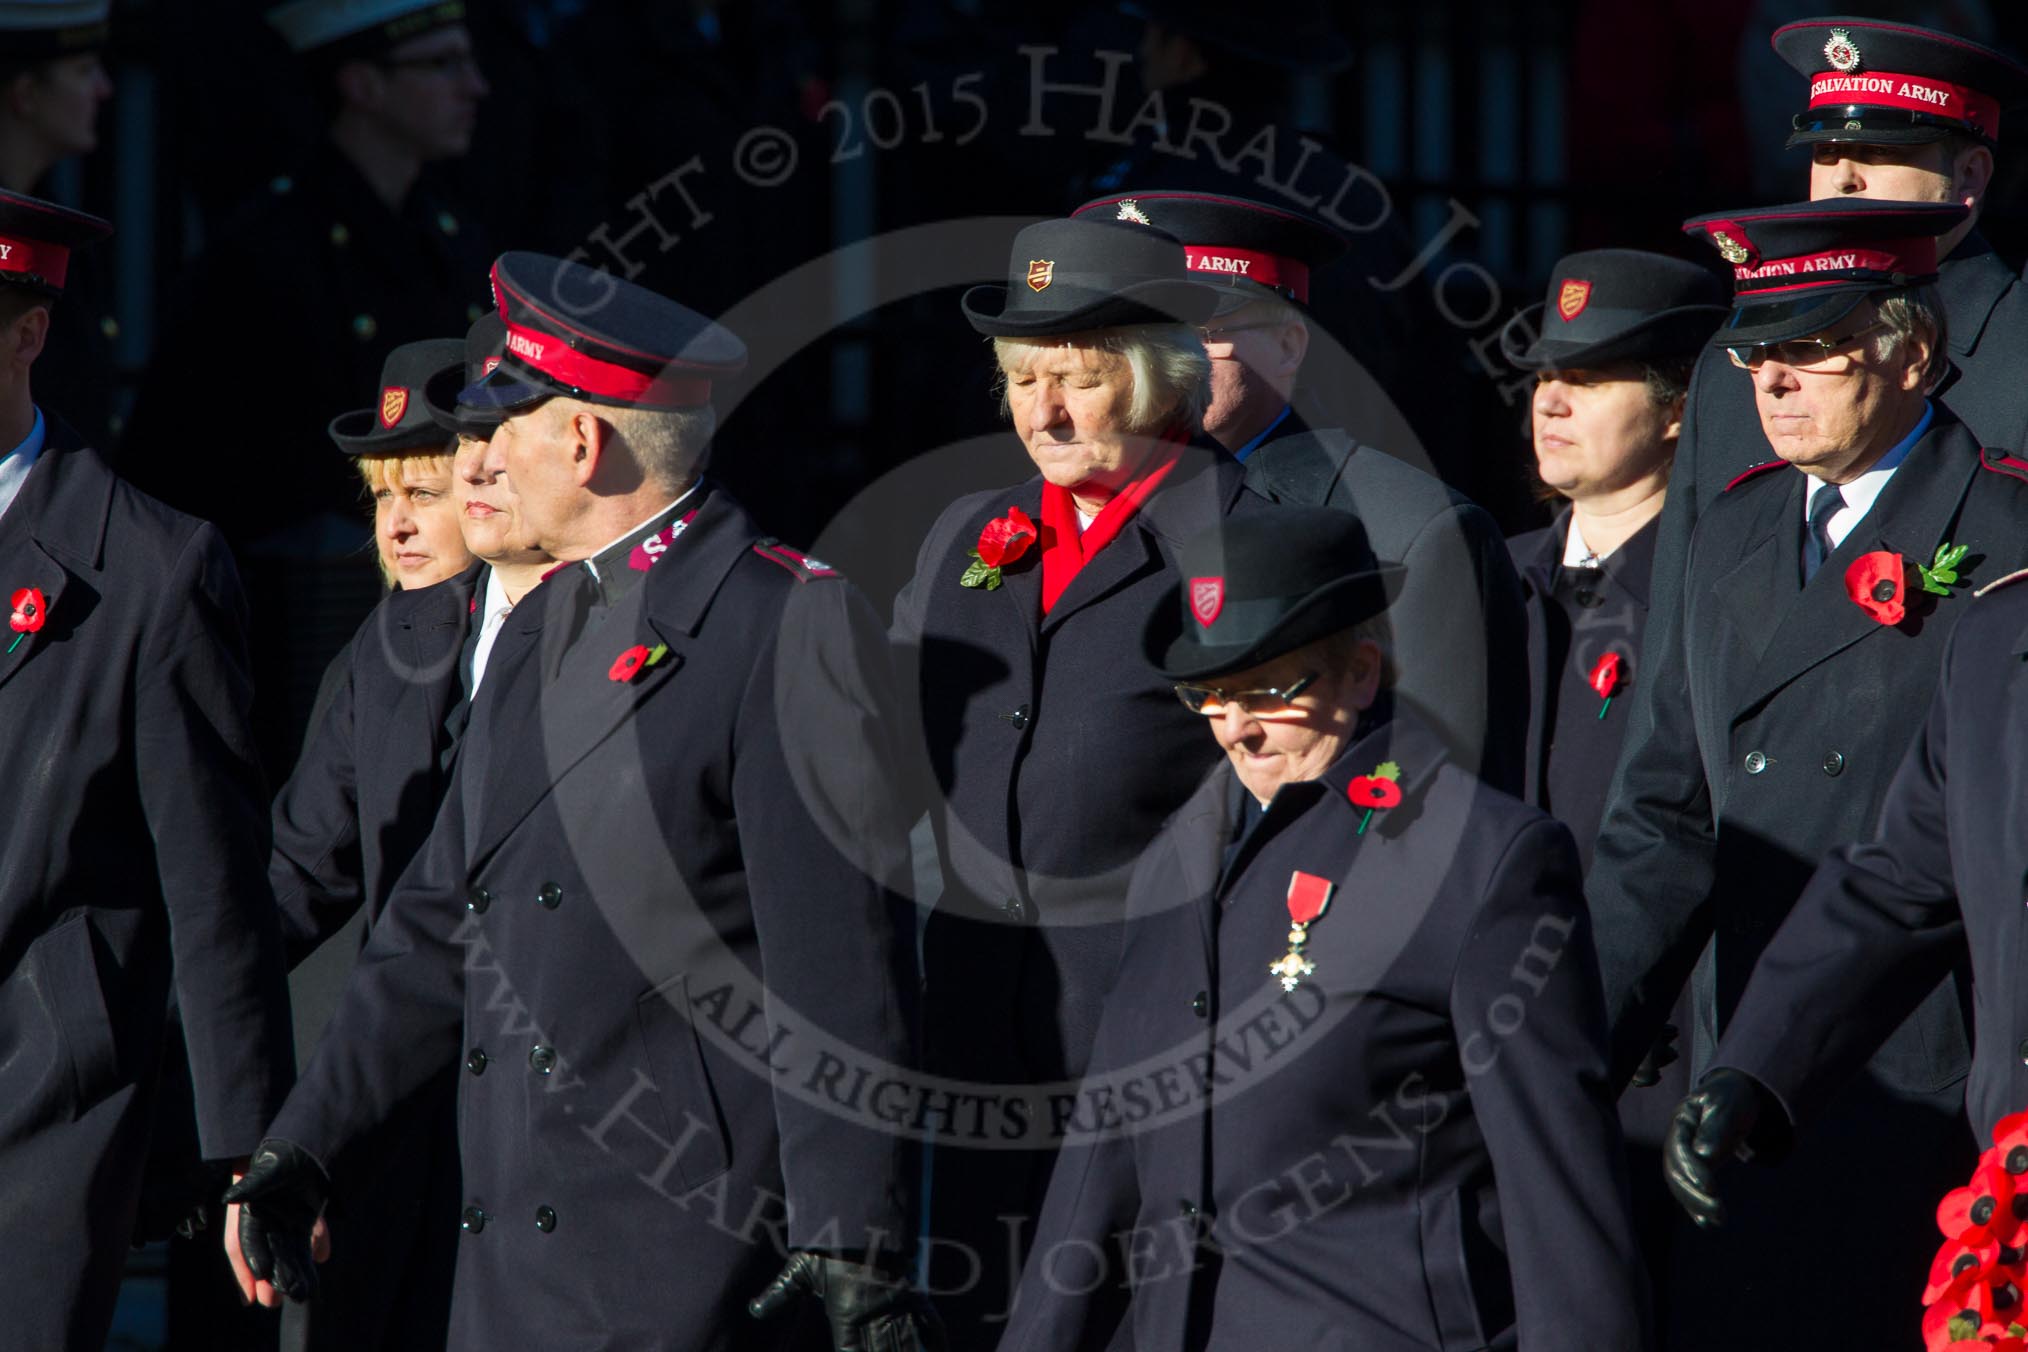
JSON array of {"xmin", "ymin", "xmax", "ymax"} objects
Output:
[
  {"xmin": 748, "ymin": 1250, "xmax": 946, "ymax": 1352},
  {"xmin": 1663, "ymin": 1068, "xmax": 1770, "ymax": 1228},
  {"xmin": 1628, "ymin": 1022, "xmax": 1680, "ymax": 1089},
  {"xmin": 219, "ymin": 1138, "xmax": 329, "ymax": 1302}
]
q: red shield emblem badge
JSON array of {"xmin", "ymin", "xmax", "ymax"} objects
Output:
[
  {"xmin": 1190, "ymin": 576, "xmax": 1225, "ymax": 628},
  {"xmin": 1027, "ymin": 259, "xmax": 1054, "ymax": 293},
  {"xmin": 379, "ymin": 386, "xmax": 410, "ymax": 429},
  {"xmin": 1556, "ymin": 279, "xmax": 1592, "ymax": 322}
]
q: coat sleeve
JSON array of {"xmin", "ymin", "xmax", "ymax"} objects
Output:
[
  {"xmin": 134, "ymin": 523, "xmax": 295, "ymax": 1160},
  {"xmin": 267, "ymin": 640, "xmax": 367, "ymax": 966},
  {"xmin": 738, "ymin": 576, "xmax": 921, "ymax": 1250},
  {"xmin": 1391, "ymin": 498, "xmax": 1529, "ymax": 798},
  {"xmin": 1711, "ymin": 640, "xmax": 1965, "ymax": 1127},
  {"xmin": 266, "ymin": 774, "xmax": 471, "ymax": 1172},
  {"xmin": 1586, "ymin": 513, "xmax": 1719, "ymax": 1084},
  {"xmin": 1454, "ymin": 817, "xmax": 1651, "ymax": 1351}
]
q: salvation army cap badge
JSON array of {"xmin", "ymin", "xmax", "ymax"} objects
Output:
[
  {"xmin": 1823, "ymin": 27, "xmax": 1861, "ymax": 73},
  {"xmin": 1026, "ymin": 259, "xmax": 1054, "ymax": 292},
  {"xmin": 1712, "ymin": 230, "xmax": 1752, "ymax": 266},
  {"xmin": 1115, "ymin": 199, "xmax": 1153, "ymax": 225},
  {"xmin": 379, "ymin": 385, "xmax": 410, "ymax": 429},
  {"xmin": 1190, "ymin": 576, "xmax": 1225, "ymax": 628},
  {"xmin": 1556, "ymin": 279, "xmax": 1592, "ymax": 322}
]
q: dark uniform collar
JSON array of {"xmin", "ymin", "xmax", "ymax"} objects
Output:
[
  {"xmin": 1937, "ymin": 228, "xmax": 2012, "ymax": 357},
  {"xmin": 1554, "ymin": 505, "xmax": 1660, "ymax": 611},
  {"xmin": 580, "ymin": 481, "xmax": 706, "ymax": 608}
]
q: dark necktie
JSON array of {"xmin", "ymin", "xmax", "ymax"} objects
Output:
[{"xmin": 1803, "ymin": 485, "xmax": 1845, "ymax": 583}]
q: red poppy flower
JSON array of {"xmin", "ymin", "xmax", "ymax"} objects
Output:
[
  {"xmin": 1589, "ymin": 651, "xmax": 1623, "ymax": 700},
  {"xmin": 1846, "ymin": 551, "xmax": 1907, "ymax": 626},
  {"xmin": 609, "ymin": 644, "xmax": 651, "ymax": 682},
  {"xmin": 9, "ymin": 586, "xmax": 46, "ymax": 634},
  {"xmin": 1929, "ymin": 1234, "xmax": 2004, "ymax": 1304},
  {"xmin": 976, "ymin": 507, "xmax": 1038, "ymax": 569},
  {"xmin": 1940, "ymin": 1152, "xmax": 2020, "ymax": 1248},
  {"xmin": 1348, "ymin": 776, "xmax": 1403, "ymax": 810}
]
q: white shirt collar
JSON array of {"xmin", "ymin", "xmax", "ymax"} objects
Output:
[
  {"xmin": 1561, "ymin": 514, "xmax": 1601, "ymax": 568},
  {"xmin": 1802, "ymin": 401, "xmax": 1932, "ymax": 552},
  {"xmin": 0, "ymin": 406, "xmax": 48, "ymax": 526},
  {"xmin": 581, "ymin": 481, "xmax": 701, "ymax": 582},
  {"xmin": 468, "ymin": 566, "xmax": 517, "ymax": 694}
]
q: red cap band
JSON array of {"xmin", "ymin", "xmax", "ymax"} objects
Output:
[
  {"xmin": 1732, "ymin": 237, "xmax": 1937, "ymax": 294},
  {"xmin": 1809, "ymin": 71, "xmax": 2002, "ymax": 138},
  {"xmin": 1183, "ymin": 245, "xmax": 1310, "ymax": 302},
  {"xmin": 0, "ymin": 235, "xmax": 69, "ymax": 289},
  {"xmin": 501, "ymin": 320, "xmax": 710, "ymax": 406}
]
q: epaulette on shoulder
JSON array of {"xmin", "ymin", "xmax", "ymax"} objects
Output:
[
  {"xmin": 1974, "ymin": 566, "xmax": 2028, "ymax": 598},
  {"xmin": 751, "ymin": 539, "xmax": 843, "ymax": 582},
  {"xmin": 1724, "ymin": 459, "xmax": 1788, "ymax": 492},
  {"xmin": 1978, "ymin": 446, "xmax": 2028, "ymax": 486}
]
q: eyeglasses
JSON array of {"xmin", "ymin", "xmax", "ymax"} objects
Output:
[
  {"xmin": 1195, "ymin": 321, "xmax": 1281, "ymax": 352},
  {"xmin": 1725, "ymin": 320, "xmax": 1890, "ymax": 372},
  {"xmin": 1173, "ymin": 672, "xmax": 1317, "ymax": 718}
]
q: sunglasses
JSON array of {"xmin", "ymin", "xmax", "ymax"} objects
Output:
[
  {"xmin": 1725, "ymin": 319, "xmax": 1890, "ymax": 372},
  {"xmin": 1172, "ymin": 672, "xmax": 1317, "ymax": 718}
]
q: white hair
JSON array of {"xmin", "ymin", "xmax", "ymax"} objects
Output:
[
  {"xmin": 596, "ymin": 402, "xmax": 718, "ymax": 492},
  {"xmin": 991, "ymin": 324, "xmax": 1211, "ymax": 434},
  {"xmin": 1871, "ymin": 286, "xmax": 1950, "ymax": 392}
]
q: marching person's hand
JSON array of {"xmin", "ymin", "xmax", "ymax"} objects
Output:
[
  {"xmin": 220, "ymin": 1138, "xmax": 330, "ymax": 1307},
  {"xmin": 1663, "ymin": 1068, "xmax": 1770, "ymax": 1228},
  {"xmin": 748, "ymin": 1250, "xmax": 947, "ymax": 1351}
]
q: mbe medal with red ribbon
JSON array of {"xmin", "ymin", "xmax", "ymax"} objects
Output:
[{"xmin": 1271, "ymin": 871, "xmax": 1334, "ymax": 992}]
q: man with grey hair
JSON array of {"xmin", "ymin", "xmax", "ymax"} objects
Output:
[
  {"xmin": 224, "ymin": 252, "xmax": 939, "ymax": 1350},
  {"xmin": 1588, "ymin": 199, "xmax": 2028, "ymax": 1348},
  {"xmin": 1076, "ymin": 189, "xmax": 1530, "ymax": 794},
  {"xmin": 892, "ymin": 216, "xmax": 1269, "ymax": 1347}
]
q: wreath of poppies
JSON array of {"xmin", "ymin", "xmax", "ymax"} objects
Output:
[{"xmin": 1920, "ymin": 1109, "xmax": 2028, "ymax": 1349}]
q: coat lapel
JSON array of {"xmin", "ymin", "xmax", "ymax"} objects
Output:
[
  {"xmin": 409, "ymin": 561, "xmax": 482, "ymax": 754},
  {"xmin": 1733, "ymin": 424, "xmax": 1978, "ymax": 714},
  {"xmin": 1712, "ymin": 472, "xmax": 1803, "ymax": 674},
  {"xmin": 0, "ymin": 426, "xmax": 109, "ymax": 695},
  {"xmin": 1038, "ymin": 445, "xmax": 1243, "ymax": 637},
  {"xmin": 1513, "ymin": 515, "xmax": 1564, "ymax": 805},
  {"xmin": 467, "ymin": 492, "xmax": 750, "ymax": 868}
]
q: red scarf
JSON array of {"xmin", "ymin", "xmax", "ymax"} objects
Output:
[{"xmin": 1039, "ymin": 432, "xmax": 1186, "ymax": 614}]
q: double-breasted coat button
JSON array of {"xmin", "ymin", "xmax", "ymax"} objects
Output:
[
  {"xmin": 1002, "ymin": 897, "xmax": 1026, "ymax": 922},
  {"xmin": 529, "ymin": 1045, "xmax": 558, "ymax": 1075},
  {"xmin": 1743, "ymin": 750, "xmax": 1768, "ymax": 775},
  {"xmin": 1003, "ymin": 705, "xmax": 1032, "ymax": 730},
  {"xmin": 460, "ymin": 1206, "xmax": 487, "ymax": 1233},
  {"xmin": 537, "ymin": 882, "xmax": 563, "ymax": 910},
  {"xmin": 1575, "ymin": 587, "xmax": 1602, "ymax": 608},
  {"xmin": 534, "ymin": 1206, "xmax": 557, "ymax": 1233},
  {"xmin": 466, "ymin": 884, "xmax": 492, "ymax": 914},
  {"xmin": 1822, "ymin": 751, "xmax": 1845, "ymax": 777},
  {"xmin": 1190, "ymin": 992, "xmax": 1209, "ymax": 1018},
  {"xmin": 2017, "ymin": 1038, "xmax": 2028, "ymax": 1067},
  {"xmin": 1179, "ymin": 1200, "xmax": 1199, "ymax": 1219},
  {"xmin": 466, "ymin": 1048, "xmax": 488, "ymax": 1076}
]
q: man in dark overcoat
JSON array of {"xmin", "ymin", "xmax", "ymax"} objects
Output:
[
  {"xmin": 1588, "ymin": 198, "xmax": 2028, "ymax": 1348},
  {"xmin": 227, "ymin": 253, "xmax": 938, "ymax": 1350},
  {"xmin": 1608, "ymin": 18, "xmax": 2028, "ymax": 880},
  {"xmin": 1074, "ymin": 189, "xmax": 1528, "ymax": 794},
  {"xmin": 0, "ymin": 187, "xmax": 295, "ymax": 1347},
  {"xmin": 1000, "ymin": 508, "xmax": 1648, "ymax": 1351},
  {"xmin": 1665, "ymin": 562, "xmax": 2028, "ymax": 1267}
]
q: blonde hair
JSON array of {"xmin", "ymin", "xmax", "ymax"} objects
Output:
[
  {"xmin": 992, "ymin": 324, "xmax": 1212, "ymax": 434},
  {"xmin": 355, "ymin": 449, "xmax": 456, "ymax": 496}
]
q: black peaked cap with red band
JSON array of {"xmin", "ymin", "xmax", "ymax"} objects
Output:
[
  {"xmin": 0, "ymin": 188, "xmax": 109, "ymax": 297},
  {"xmin": 1500, "ymin": 248, "xmax": 1728, "ymax": 371},
  {"xmin": 1683, "ymin": 198, "xmax": 1967, "ymax": 347},
  {"xmin": 1071, "ymin": 190, "xmax": 1349, "ymax": 316},
  {"xmin": 424, "ymin": 312, "xmax": 506, "ymax": 436},
  {"xmin": 330, "ymin": 337, "xmax": 464, "ymax": 457},
  {"xmin": 1774, "ymin": 16, "xmax": 2028, "ymax": 148},
  {"xmin": 460, "ymin": 252, "xmax": 746, "ymax": 414},
  {"xmin": 1147, "ymin": 506, "xmax": 1403, "ymax": 682}
]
